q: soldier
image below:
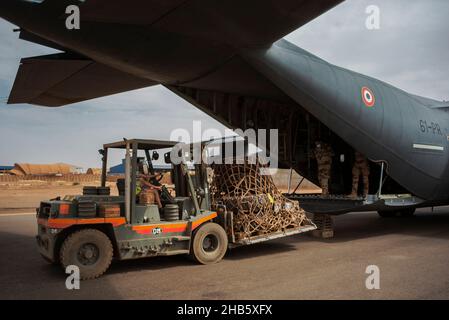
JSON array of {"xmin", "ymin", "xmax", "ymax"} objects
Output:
[
  {"xmin": 350, "ymin": 151, "xmax": 370, "ymax": 198},
  {"xmin": 137, "ymin": 162, "xmax": 163, "ymax": 208},
  {"xmin": 312, "ymin": 141, "xmax": 334, "ymax": 196},
  {"xmin": 139, "ymin": 173, "xmax": 163, "ymax": 208}
]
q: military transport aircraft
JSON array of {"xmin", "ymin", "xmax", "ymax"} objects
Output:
[{"xmin": 1, "ymin": 0, "xmax": 448, "ymax": 216}]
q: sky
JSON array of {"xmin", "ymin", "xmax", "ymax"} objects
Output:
[{"xmin": 0, "ymin": 0, "xmax": 448, "ymax": 168}]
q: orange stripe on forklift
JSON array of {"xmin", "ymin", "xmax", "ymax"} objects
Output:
[
  {"xmin": 107, "ymin": 217, "xmax": 127, "ymax": 227},
  {"xmin": 76, "ymin": 218, "xmax": 105, "ymax": 225},
  {"xmin": 39, "ymin": 213, "xmax": 216, "ymax": 231},
  {"xmin": 132, "ymin": 222, "xmax": 188, "ymax": 234},
  {"xmin": 131, "ymin": 212, "xmax": 217, "ymax": 235},
  {"xmin": 191, "ymin": 212, "xmax": 217, "ymax": 230},
  {"xmin": 132, "ymin": 222, "xmax": 188, "ymax": 230},
  {"xmin": 41, "ymin": 217, "xmax": 126, "ymax": 229},
  {"xmin": 135, "ymin": 226, "xmax": 188, "ymax": 235}
]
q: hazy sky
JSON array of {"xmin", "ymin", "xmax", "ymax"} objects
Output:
[{"xmin": 0, "ymin": 0, "xmax": 448, "ymax": 168}]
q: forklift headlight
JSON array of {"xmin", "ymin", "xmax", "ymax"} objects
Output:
[{"xmin": 49, "ymin": 228, "xmax": 60, "ymax": 234}]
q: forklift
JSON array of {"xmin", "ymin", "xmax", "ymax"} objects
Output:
[{"xmin": 36, "ymin": 138, "xmax": 315, "ymax": 279}]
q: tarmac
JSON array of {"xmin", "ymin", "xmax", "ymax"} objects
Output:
[{"xmin": 1, "ymin": 207, "xmax": 449, "ymax": 299}]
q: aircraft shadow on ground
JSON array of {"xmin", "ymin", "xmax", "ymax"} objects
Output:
[{"xmin": 311, "ymin": 209, "xmax": 449, "ymax": 243}]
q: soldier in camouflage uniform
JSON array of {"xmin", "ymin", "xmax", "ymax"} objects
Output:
[
  {"xmin": 350, "ymin": 151, "xmax": 370, "ymax": 198},
  {"xmin": 312, "ymin": 141, "xmax": 334, "ymax": 196}
]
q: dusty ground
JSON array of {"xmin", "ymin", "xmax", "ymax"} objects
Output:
[
  {"xmin": 1, "ymin": 207, "xmax": 449, "ymax": 299},
  {"xmin": 0, "ymin": 181, "xmax": 118, "ymax": 214}
]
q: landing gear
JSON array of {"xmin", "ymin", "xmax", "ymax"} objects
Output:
[
  {"xmin": 378, "ymin": 208, "xmax": 416, "ymax": 218},
  {"xmin": 377, "ymin": 210, "xmax": 396, "ymax": 218},
  {"xmin": 190, "ymin": 223, "xmax": 228, "ymax": 265},
  {"xmin": 399, "ymin": 208, "xmax": 416, "ymax": 217},
  {"xmin": 60, "ymin": 229, "xmax": 113, "ymax": 280},
  {"xmin": 310, "ymin": 213, "xmax": 334, "ymax": 238}
]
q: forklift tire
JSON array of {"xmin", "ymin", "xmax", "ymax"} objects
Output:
[
  {"xmin": 60, "ymin": 229, "xmax": 113, "ymax": 280},
  {"xmin": 190, "ymin": 222, "xmax": 228, "ymax": 265}
]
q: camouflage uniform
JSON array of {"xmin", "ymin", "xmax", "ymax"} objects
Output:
[
  {"xmin": 351, "ymin": 151, "xmax": 370, "ymax": 198},
  {"xmin": 312, "ymin": 142, "xmax": 334, "ymax": 196}
]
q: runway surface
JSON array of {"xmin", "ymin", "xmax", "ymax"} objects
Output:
[{"xmin": 1, "ymin": 208, "xmax": 449, "ymax": 299}]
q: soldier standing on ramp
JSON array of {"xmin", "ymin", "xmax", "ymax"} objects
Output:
[
  {"xmin": 350, "ymin": 151, "xmax": 370, "ymax": 198},
  {"xmin": 312, "ymin": 141, "xmax": 334, "ymax": 196}
]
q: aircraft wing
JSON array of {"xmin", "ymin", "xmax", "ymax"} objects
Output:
[
  {"xmin": 5, "ymin": 0, "xmax": 343, "ymax": 106},
  {"xmin": 60, "ymin": 0, "xmax": 343, "ymax": 46},
  {"xmin": 19, "ymin": 29, "xmax": 67, "ymax": 51},
  {"xmin": 8, "ymin": 53, "xmax": 156, "ymax": 107}
]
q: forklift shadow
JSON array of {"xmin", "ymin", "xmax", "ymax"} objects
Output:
[
  {"xmin": 225, "ymin": 241, "xmax": 297, "ymax": 260},
  {"xmin": 0, "ymin": 230, "xmax": 62, "ymax": 279},
  {"xmin": 313, "ymin": 208, "xmax": 449, "ymax": 243},
  {"xmin": 108, "ymin": 254, "xmax": 194, "ymax": 275},
  {"xmin": 108, "ymin": 241, "xmax": 298, "ymax": 272}
]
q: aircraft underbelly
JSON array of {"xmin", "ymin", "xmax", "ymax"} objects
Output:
[{"xmin": 287, "ymin": 194, "xmax": 426, "ymax": 215}]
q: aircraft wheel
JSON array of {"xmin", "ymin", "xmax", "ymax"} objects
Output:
[
  {"xmin": 190, "ymin": 223, "xmax": 228, "ymax": 265},
  {"xmin": 377, "ymin": 210, "xmax": 396, "ymax": 218},
  {"xmin": 60, "ymin": 229, "xmax": 113, "ymax": 280}
]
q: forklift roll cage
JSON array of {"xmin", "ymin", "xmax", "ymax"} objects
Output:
[{"xmin": 100, "ymin": 139, "xmax": 178, "ymax": 224}]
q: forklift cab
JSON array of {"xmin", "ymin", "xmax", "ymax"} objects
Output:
[{"xmin": 100, "ymin": 139, "xmax": 203, "ymax": 224}]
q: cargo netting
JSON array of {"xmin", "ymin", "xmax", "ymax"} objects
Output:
[{"xmin": 210, "ymin": 160, "xmax": 313, "ymax": 240}]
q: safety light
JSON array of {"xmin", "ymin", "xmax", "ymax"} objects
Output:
[{"xmin": 59, "ymin": 204, "xmax": 70, "ymax": 215}]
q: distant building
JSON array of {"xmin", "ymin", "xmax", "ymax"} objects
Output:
[
  {"xmin": 108, "ymin": 162, "xmax": 124, "ymax": 175},
  {"xmin": 0, "ymin": 165, "xmax": 14, "ymax": 174},
  {"xmin": 64, "ymin": 163, "xmax": 84, "ymax": 174},
  {"xmin": 9, "ymin": 163, "xmax": 83, "ymax": 175},
  {"xmin": 86, "ymin": 168, "xmax": 102, "ymax": 175}
]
